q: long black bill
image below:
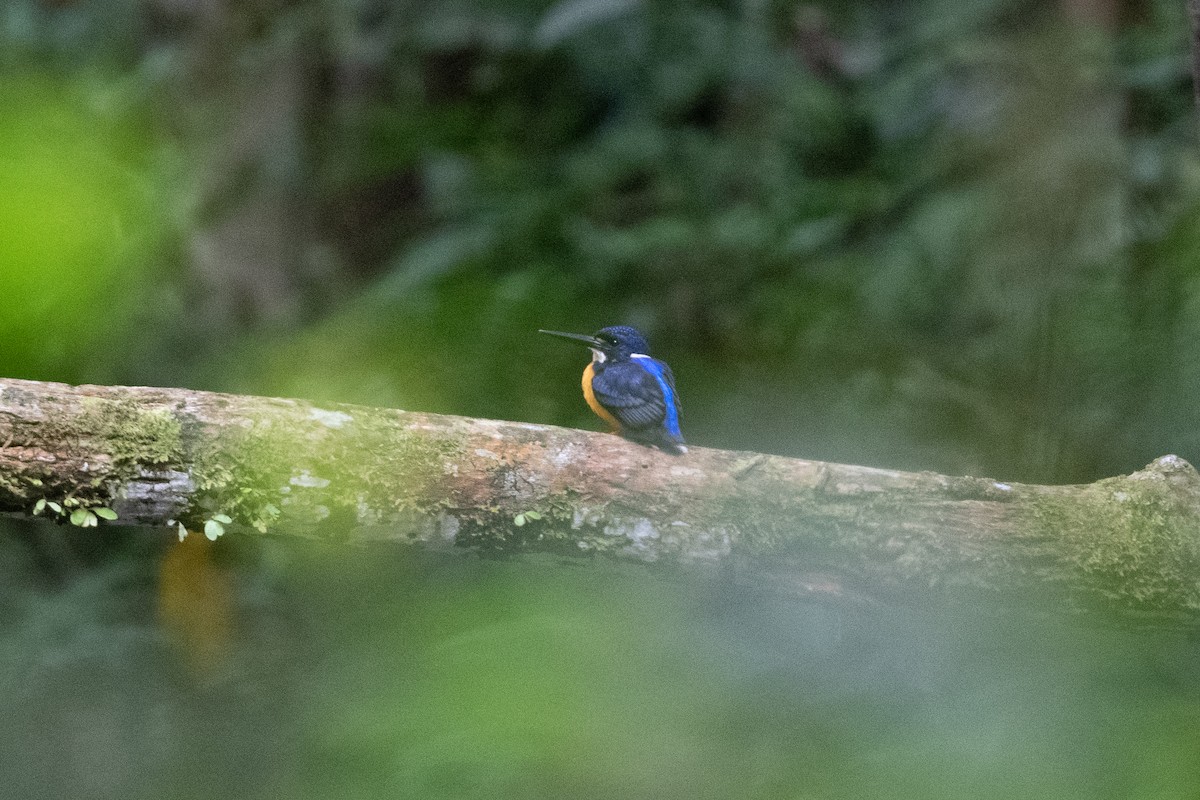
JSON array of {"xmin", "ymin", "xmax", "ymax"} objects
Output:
[{"xmin": 538, "ymin": 329, "xmax": 603, "ymax": 348}]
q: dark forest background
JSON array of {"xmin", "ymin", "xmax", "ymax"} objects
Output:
[
  {"xmin": 3, "ymin": 0, "xmax": 1198, "ymax": 482},
  {"xmin": 2, "ymin": 1, "xmax": 1199, "ymax": 798}
]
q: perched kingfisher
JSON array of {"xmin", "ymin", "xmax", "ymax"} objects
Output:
[{"xmin": 539, "ymin": 325, "xmax": 687, "ymax": 454}]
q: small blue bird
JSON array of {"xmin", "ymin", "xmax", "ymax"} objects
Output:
[{"xmin": 539, "ymin": 325, "xmax": 687, "ymax": 454}]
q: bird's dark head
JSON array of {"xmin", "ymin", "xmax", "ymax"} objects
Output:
[
  {"xmin": 593, "ymin": 326, "xmax": 651, "ymax": 359},
  {"xmin": 539, "ymin": 325, "xmax": 652, "ymax": 362}
]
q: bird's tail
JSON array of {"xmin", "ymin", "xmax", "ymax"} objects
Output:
[
  {"xmin": 660, "ymin": 438, "xmax": 689, "ymax": 455},
  {"xmin": 625, "ymin": 428, "xmax": 688, "ymax": 455}
]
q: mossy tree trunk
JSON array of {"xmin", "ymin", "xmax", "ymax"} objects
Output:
[{"xmin": 1, "ymin": 377, "xmax": 1198, "ymax": 620}]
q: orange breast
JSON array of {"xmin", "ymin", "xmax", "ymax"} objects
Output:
[{"xmin": 582, "ymin": 362, "xmax": 621, "ymax": 432}]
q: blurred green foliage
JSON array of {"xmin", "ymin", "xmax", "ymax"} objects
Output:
[
  {"xmin": 0, "ymin": 71, "xmax": 170, "ymax": 380},
  {"xmin": 2, "ymin": 1, "xmax": 1200, "ymax": 798},
  {"xmin": 2, "ymin": 0, "xmax": 1198, "ymax": 483},
  {"xmin": 2, "ymin": 536, "xmax": 1198, "ymax": 800}
]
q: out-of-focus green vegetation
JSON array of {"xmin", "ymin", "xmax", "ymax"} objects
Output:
[
  {"xmin": 3, "ymin": 533, "xmax": 1199, "ymax": 800},
  {"xmin": 2, "ymin": 1, "xmax": 1200, "ymax": 798},
  {"xmin": 2, "ymin": 0, "xmax": 1198, "ymax": 481},
  {"xmin": 0, "ymin": 71, "xmax": 169, "ymax": 380}
]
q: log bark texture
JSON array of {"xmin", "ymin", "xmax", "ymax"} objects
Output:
[{"xmin": 0, "ymin": 377, "xmax": 1198, "ymax": 619}]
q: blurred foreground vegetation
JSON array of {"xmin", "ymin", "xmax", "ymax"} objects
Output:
[
  {"xmin": 3, "ymin": 524, "xmax": 1199, "ymax": 800},
  {"xmin": 2, "ymin": 0, "xmax": 1200, "ymax": 797}
]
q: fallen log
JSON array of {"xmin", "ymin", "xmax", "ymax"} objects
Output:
[{"xmin": 0, "ymin": 377, "xmax": 1197, "ymax": 619}]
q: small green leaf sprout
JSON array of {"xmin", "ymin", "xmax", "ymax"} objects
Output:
[
  {"xmin": 251, "ymin": 503, "xmax": 280, "ymax": 533},
  {"xmin": 513, "ymin": 509, "xmax": 543, "ymax": 527},
  {"xmin": 168, "ymin": 519, "xmax": 188, "ymax": 541},
  {"xmin": 32, "ymin": 496, "xmax": 116, "ymax": 526},
  {"xmin": 203, "ymin": 513, "xmax": 234, "ymax": 541}
]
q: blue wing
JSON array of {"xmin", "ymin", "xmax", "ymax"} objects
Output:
[
  {"xmin": 636, "ymin": 357, "xmax": 682, "ymax": 439},
  {"xmin": 591, "ymin": 357, "xmax": 682, "ymax": 441},
  {"xmin": 590, "ymin": 361, "xmax": 668, "ymax": 431}
]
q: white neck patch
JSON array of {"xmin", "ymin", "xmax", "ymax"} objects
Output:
[{"xmin": 630, "ymin": 353, "xmax": 650, "ymax": 359}]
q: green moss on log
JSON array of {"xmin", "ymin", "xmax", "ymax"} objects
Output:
[
  {"xmin": 185, "ymin": 407, "xmax": 462, "ymax": 534},
  {"xmin": 75, "ymin": 397, "xmax": 183, "ymax": 470},
  {"xmin": 1023, "ymin": 471, "xmax": 1200, "ymax": 612}
]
